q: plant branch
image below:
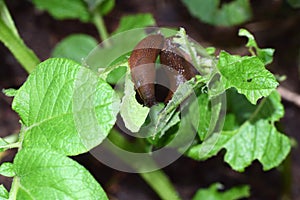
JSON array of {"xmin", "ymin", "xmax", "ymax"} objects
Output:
[
  {"xmin": 277, "ymin": 86, "xmax": 300, "ymax": 107},
  {"xmin": 92, "ymin": 12, "xmax": 110, "ymax": 46},
  {"xmin": 140, "ymin": 171, "xmax": 181, "ymax": 200},
  {"xmin": 0, "ymin": 0, "xmax": 39, "ymax": 73},
  {"xmin": 0, "ymin": 142, "xmax": 20, "ymax": 149},
  {"xmin": 108, "ymin": 129, "xmax": 182, "ymax": 200}
]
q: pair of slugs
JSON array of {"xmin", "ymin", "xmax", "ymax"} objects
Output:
[{"xmin": 129, "ymin": 34, "xmax": 198, "ymax": 107}]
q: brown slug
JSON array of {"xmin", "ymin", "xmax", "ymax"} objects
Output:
[
  {"xmin": 129, "ymin": 34, "xmax": 198, "ymax": 106},
  {"xmin": 160, "ymin": 37, "xmax": 198, "ymax": 102},
  {"xmin": 129, "ymin": 34, "xmax": 165, "ymax": 107}
]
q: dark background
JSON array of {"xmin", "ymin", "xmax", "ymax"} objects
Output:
[{"xmin": 0, "ymin": 0, "xmax": 300, "ymax": 199}]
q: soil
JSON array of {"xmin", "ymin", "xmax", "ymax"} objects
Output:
[{"xmin": 0, "ymin": 0, "xmax": 300, "ymax": 199}]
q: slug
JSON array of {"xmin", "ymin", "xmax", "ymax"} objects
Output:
[
  {"xmin": 129, "ymin": 34, "xmax": 165, "ymax": 107},
  {"xmin": 160, "ymin": 37, "xmax": 198, "ymax": 102}
]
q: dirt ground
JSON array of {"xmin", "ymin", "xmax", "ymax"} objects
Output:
[{"xmin": 0, "ymin": 1, "xmax": 300, "ymax": 199}]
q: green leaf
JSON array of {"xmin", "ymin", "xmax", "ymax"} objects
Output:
[
  {"xmin": 12, "ymin": 148, "xmax": 108, "ymax": 200},
  {"xmin": 224, "ymin": 120, "xmax": 291, "ymax": 171},
  {"xmin": 0, "ymin": 0, "xmax": 39, "ymax": 73},
  {"xmin": 2, "ymin": 88, "xmax": 17, "ymax": 97},
  {"xmin": 194, "ymin": 93, "xmax": 211, "ymax": 140},
  {"xmin": 106, "ymin": 66, "xmax": 127, "ymax": 85},
  {"xmin": 113, "ymin": 13, "xmax": 156, "ymax": 35},
  {"xmin": 0, "ymin": 162, "xmax": 15, "ymax": 177},
  {"xmin": 0, "ymin": 185, "xmax": 8, "ymax": 200},
  {"xmin": 84, "ymin": 0, "xmax": 114, "ymax": 15},
  {"xmin": 239, "ymin": 29, "xmax": 275, "ymax": 65},
  {"xmin": 12, "ymin": 58, "xmax": 119, "ymax": 155},
  {"xmin": 31, "ymin": 0, "xmax": 91, "ymax": 22},
  {"xmin": 190, "ymin": 112, "xmax": 288, "ymax": 171},
  {"xmin": 120, "ymin": 71, "xmax": 149, "ymax": 132},
  {"xmin": 155, "ymin": 80, "xmax": 195, "ymax": 136},
  {"xmin": 251, "ymin": 91, "xmax": 284, "ymax": 122},
  {"xmin": 287, "ymin": 0, "xmax": 300, "ymax": 8},
  {"xmin": 217, "ymin": 51, "xmax": 278, "ymax": 104},
  {"xmin": 0, "ymin": 138, "xmax": 8, "ymax": 152},
  {"xmin": 0, "ymin": 0, "xmax": 19, "ymax": 37},
  {"xmin": 181, "ymin": 0, "xmax": 252, "ymax": 26},
  {"xmin": 97, "ymin": 0, "xmax": 115, "ymax": 16},
  {"xmin": 52, "ymin": 34, "xmax": 98, "ymax": 63},
  {"xmin": 187, "ymin": 92, "xmax": 291, "ymax": 172},
  {"xmin": 226, "ymin": 88, "xmax": 256, "ymax": 124},
  {"xmin": 172, "ymin": 28, "xmax": 214, "ymax": 75},
  {"xmin": 192, "ymin": 183, "xmax": 250, "ymax": 200},
  {"xmin": 84, "ymin": 0, "xmax": 105, "ymax": 10}
]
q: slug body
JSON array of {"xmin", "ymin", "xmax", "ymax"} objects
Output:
[
  {"xmin": 129, "ymin": 34, "xmax": 165, "ymax": 107},
  {"xmin": 160, "ymin": 38, "xmax": 198, "ymax": 102}
]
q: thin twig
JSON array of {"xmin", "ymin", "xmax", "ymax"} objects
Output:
[{"xmin": 277, "ymin": 86, "xmax": 300, "ymax": 107}]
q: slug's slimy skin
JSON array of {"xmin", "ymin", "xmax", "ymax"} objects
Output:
[
  {"xmin": 160, "ymin": 38, "xmax": 198, "ymax": 102},
  {"xmin": 129, "ymin": 34, "xmax": 165, "ymax": 107},
  {"xmin": 129, "ymin": 34, "xmax": 198, "ymax": 106}
]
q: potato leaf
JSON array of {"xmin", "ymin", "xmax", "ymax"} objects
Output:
[
  {"xmin": 187, "ymin": 91, "xmax": 291, "ymax": 172},
  {"xmin": 0, "ymin": 162, "xmax": 15, "ymax": 177},
  {"xmin": 120, "ymin": 71, "xmax": 150, "ymax": 132},
  {"xmin": 31, "ymin": 0, "xmax": 91, "ymax": 22},
  {"xmin": 0, "ymin": 185, "xmax": 8, "ymax": 200},
  {"xmin": 239, "ymin": 29, "xmax": 275, "ymax": 65},
  {"xmin": 192, "ymin": 183, "xmax": 250, "ymax": 200},
  {"xmin": 113, "ymin": 13, "xmax": 156, "ymax": 35},
  {"xmin": 52, "ymin": 34, "xmax": 98, "ymax": 64},
  {"xmin": 12, "ymin": 58, "xmax": 119, "ymax": 155},
  {"xmin": 181, "ymin": 0, "xmax": 252, "ymax": 26},
  {"xmin": 11, "ymin": 148, "xmax": 108, "ymax": 200},
  {"xmin": 217, "ymin": 51, "xmax": 278, "ymax": 104}
]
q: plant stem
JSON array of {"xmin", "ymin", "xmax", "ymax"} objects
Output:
[
  {"xmin": 140, "ymin": 171, "xmax": 181, "ymax": 200},
  {"xmin": 0, "ymin": 0, "xmax": 39, "ymax": 73},
  {"xmin": 92, "ymin": 12, "xmax": 110, "ymax": 46},
  {"xmin": 9, "ymin": 176, "xmax": 20, "ymax": 200},
  {"xmin": 108, "ymin": 129, "xmax": 182, "ymax": 200},
  {"xmin": 0, "ymin": 11, "xmax": 39, "ymax": 73},
  {"xmin": 0, "ymin": 25, "xmax": 40, "ymax": 73},
  {"xmin": 281, "ymin": 151, "xmax": 292, "ymax": 200},
  {"xmin": 0, "ymin": 142, "xmax": 20, "ymax": 149}
]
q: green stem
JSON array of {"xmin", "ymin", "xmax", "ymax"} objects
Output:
[
  {"xmin": 281, "ymin": 148, "xmax": 292, "ymax": 199},
  {"xmin": 108, "ymin": 129, "xmax": 182, "ymax": 200},
  {"xmin": 0, "ymin": 142, "xmax": 20, "ymax": 149},
  {"xmin": 0, "ymin": 0, "xmax": 39, "ymax": 73},
  {"xmin": 92, "ymin": 12, "xmax": 110, "ymax": 45},
  {"xmin": 140, "ymin": 171, "xmax": 181, "ymax": 200},
  {"xmin": 9, "ymin": 177, "xmax": 20, "ymax": 200}
]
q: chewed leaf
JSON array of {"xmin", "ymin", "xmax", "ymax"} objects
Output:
[
  {"xmin": 12, "ymin": 58, "xmax": 119, "ymax": 155},
  {"xmin": 188, "ymin": 120, "xmax": 291, "ymax": 172},
  {"xmin": 120, "ymin": 71, "xmax": 149, "ymax": 132},
  {"xmin": 13, "ymin": 148, "xmax": 108, "ymax": 200},
  {"xmin": 192, "ymin": 183, "xmax": 250, "ymax": 200},
  {"xmin": 218, "ymin": 51, "xmax": 278, "ymax": 104},
  {"xmin": 224, "ymin": 120, "xmax": 291, "ymax": 171},
  {"xmin": 239, "ymin": 29, "xmax": 275, "ymax": 65},
  {"xmin": 187, "ymin": 92, "xmax": 291, "ymax": 171}
]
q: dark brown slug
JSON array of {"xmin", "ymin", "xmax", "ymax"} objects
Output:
[
  {"xmin": 160, "ymin": 37, "xmax": 198, "ymax": 102},
  {"xmin": 129, "ymin": 34, "xmax": 165, "ymax": 107},
  {"xmin": 129, "ymin": 34, "xmax": 198, "ymax": 106}
]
